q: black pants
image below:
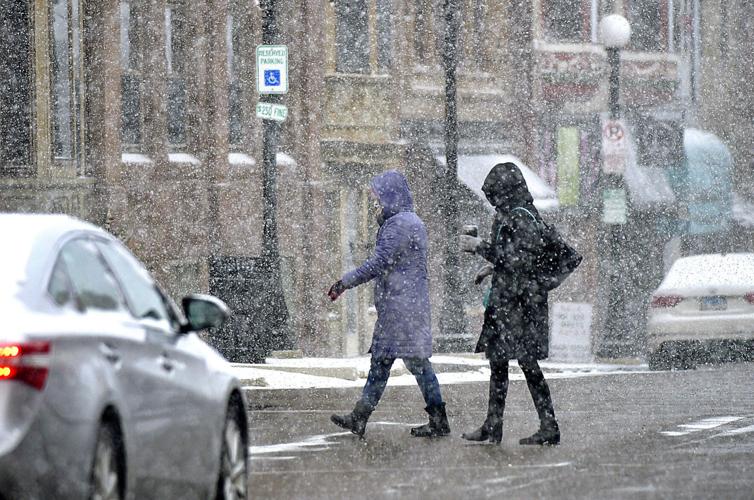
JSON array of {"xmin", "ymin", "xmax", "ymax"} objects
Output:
[{"xmin": 486, "ymin": 357, "xmax": 556, "ymax": 426}]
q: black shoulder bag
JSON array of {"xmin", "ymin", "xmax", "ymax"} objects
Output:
[{"xmin": 512, "ymin": 207, "xmax": 583, "ymax": 291}]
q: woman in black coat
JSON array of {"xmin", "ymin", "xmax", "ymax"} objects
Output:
[{"xmin": 459, "ymin": 162, "xmax": 560, "ymax": 445}]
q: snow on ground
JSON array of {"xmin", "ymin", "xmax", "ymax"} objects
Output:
[
  {"xmin": 235, "ymin": 355, "xmax": 647, "ymax": 391},
  {"xmin": 249, "ymin": 432, "xmax": 350, "ymax": 456}
]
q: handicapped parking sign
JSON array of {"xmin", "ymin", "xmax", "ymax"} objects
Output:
[
  {"xmin": 257, "ymin": 45, "xmax": 288, "ymax": 94},
  {"xmin": 264, "ymin": 70, "xmax": 280, "ymax": 87}
]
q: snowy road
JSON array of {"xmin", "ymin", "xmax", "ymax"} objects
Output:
[{"xmin": 246, "ymin": 362, "xmax": 754, "ymax": 499}]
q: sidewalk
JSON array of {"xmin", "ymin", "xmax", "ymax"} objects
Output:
[{"xmin": 232, "ymin": 354, "xmax": 647, "ymax": 403}]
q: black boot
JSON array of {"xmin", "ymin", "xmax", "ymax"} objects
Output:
[
  {"xmin": 330, "ymin": 401, "xmax": 373, "ymax": 438},
  {"xmin": 519, "ymin": 420, "xmax": 560, "ymax": 445},
  {"xmin": 462, "ymin": 360, "xmax": 507, "ymax": 444},
  {"xmin": 519, "ymin": 359, "xmax": 560, "ymax": 445},
  {"xmin": 411, "ymin": 403, "xmax": 451, "ymax": 437},
  {"xmin": 461, "ymin": 419, "xmax": 503, "ymax": 444}
]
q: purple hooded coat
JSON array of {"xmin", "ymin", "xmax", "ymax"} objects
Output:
[{"xmin": 340, "ymin": 171, "xmax": 433, "ymax": 359}]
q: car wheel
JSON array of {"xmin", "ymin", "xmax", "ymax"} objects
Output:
[
  {"xmin": 90, "ymin": 423, "xmax": 123, "ymax": 500},
  {"xmin": 217, "ymin": 410, "xmax": 248, "ymax": 500}
]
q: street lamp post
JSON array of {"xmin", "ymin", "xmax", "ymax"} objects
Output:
[
  {"xmin": 601, "ymin": 15, "xmax": 631, "ymax": 120},
  {"xmin": 596, "ymin": 14, "xmax": 632, "ymax": 359},
  {"xmin": 439, "ymin": 0, "xmax": 467, "ymax": 350}
]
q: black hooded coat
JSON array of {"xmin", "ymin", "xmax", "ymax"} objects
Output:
[{"xmin": 474, "ymin": 162, "xmax": 549, "ymax": 361}]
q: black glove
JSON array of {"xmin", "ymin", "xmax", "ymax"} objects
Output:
[
  {"xmin": 328, "ymin": 280, "xmax": 346, "ymax": 301},
  {"xmin": 474, "ymin": 264, "xmax": 494, "ymax": 285}
]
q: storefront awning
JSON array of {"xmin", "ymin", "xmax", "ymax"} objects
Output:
[{"xmin": 436, "ymin": 154, "xmax": 559, "ymax": 212}]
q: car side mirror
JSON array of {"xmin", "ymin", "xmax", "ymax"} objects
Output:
[{"xmin": 180, "ymin": 294, "xmax": 230, "ymax": 334}]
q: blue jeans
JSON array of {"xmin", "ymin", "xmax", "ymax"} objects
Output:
[{"xmin": 360, "ymin": 357, "xmax": 444, "ymax": 410}]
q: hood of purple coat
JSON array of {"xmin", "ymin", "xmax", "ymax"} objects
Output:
[{"xmin": 371, "ymin": 170, "xmax": 414, "ymax": 220}]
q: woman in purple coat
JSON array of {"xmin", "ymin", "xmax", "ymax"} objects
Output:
[{"xmin": 328, "ymin": 171, "xmax": 449, "ymax": 439}]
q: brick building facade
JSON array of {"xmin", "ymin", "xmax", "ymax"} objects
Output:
[{"xmin": 2, "ymin": 0, "xmax": 742, "ymax": 358}]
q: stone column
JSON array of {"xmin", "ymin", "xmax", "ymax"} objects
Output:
[
  {"xmin": 32, "ymin": 0, "xmax": 52, "ymax": 178},
  {"xmin": 187, "ymin": 0, "xmax": 230, "ymax": 260},
  {"xmin": 290, "ymin": 0, "xmax": 327, "ymax": 354},
  {"xmin": 83, "ymin": 0, "xmax": 123, "ymax": 226},
  {"xmin": 140, "ymin": 0, "xmax": 168, "ymax": 165}
]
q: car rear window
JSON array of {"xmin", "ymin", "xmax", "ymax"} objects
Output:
[{"xmin": 59, "ymin": 239, "xmax": 126, "ymax": 312}]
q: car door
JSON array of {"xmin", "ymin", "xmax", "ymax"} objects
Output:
[
  {"xmin": 53, "ymin": 238, "xmax": 158, "ymax": 476},
  {"xmin": 156, "ymin": 302, "xmax": 221, "ymax": 487},
  {"xmin": 37, "ymin": 239, "xmax": 144, "ymax": 494},
  {"xmin": 94, "ymin": 238, "xmax": 213, "ymax": 492}
]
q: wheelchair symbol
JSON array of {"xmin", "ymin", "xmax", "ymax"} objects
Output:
[{"xmin": 264, "ymin": 69, "xmax": 281, "ymax": 87}]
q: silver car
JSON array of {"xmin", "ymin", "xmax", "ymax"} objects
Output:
[
  {"xmin": 0, "ymin": 214, "xmax": 248, "ymax": 500},
  {"xmin": 647, "ymin": 252, "xmax": 754, "ymax": 370}
]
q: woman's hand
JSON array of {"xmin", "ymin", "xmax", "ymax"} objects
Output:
[
  {"xmin": 474, "ymin": 264, "xmax": 494, "ymax": 285},
  {"xmin": 328, "ymin": 280, "xmax": 346, "ymax": 301},
  {"xmin": 459, "ymin": 235, "xmax": 482, "ymax": 253}
]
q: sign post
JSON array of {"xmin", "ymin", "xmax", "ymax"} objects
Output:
[{"xmin": 253, "ymin": 0, "xmax": 292, "ymax": 359}]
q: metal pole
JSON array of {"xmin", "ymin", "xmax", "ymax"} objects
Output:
[
  {"xmin": 439, "ymin": 0, "xmax": 467, "ymax": 350},
  {"xmin": 597, "ymin": 47, "xmax": 629, "ymax": 358},
  {"xmin": 256, "ymin": 0, "xmax": 292, "ymax": 358},
  {"xmin": 607, "ymin": 48, "xmax": 620, "ymax": 120},
  {"xmin": 261, "ymin": 2, "xmax": 281, "ymax": 263}
]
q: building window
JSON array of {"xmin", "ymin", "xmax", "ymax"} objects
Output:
[
  {"xmin": 459, "ymin": 0, "xmax": 491, "ymax": 70},
  {"xmin": 539, "ymin": 121, "xmax": 600, "ymax": 205},
  {"xmin": 0, "ymin": 0, "xmax": 33, "ymax": 171},
  {"xmin": 227, "ymin": 11, "xmax": 243, "ymax": 147},
  {"xmin": 414, "ymin": 0, "xmax": 430, "ymax": 57},
  {"xmin": 556, "ymin": 127, "xmax": 581, "ymax": 207},
  {"xmin": 51, "ymin": 0, "xmax": 84, "ymax": 163},
  {"xmin": 335, "ymin": 0, "xmax": 369, "ymax": 74},
  {"xmin": 629, "ymin": 0, "xmax": 664, "ymax": 52},
  {"xmin": 471, "ymin": 0, "xmax": 487, "ymax": 68},
  {"xmin": 376, "ymin": 0, "xmax": 393, "ymax": 72},
  {"xmin": 542, "ymin": 0, "xmax": 587, "ymax": 43},
  {"xmin": 165, "ymin": 2, "xmax": 187, "ymax": 147},
  {"xmin": 413, "ymin": 0, "xmax": 444, "ymax": 64},
  {"xmin": 120, "ymin": 0, "xmax": 142, "ymax": 148}
]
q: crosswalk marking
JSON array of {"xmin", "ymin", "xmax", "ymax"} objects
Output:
[
  {"xmin": 660, "ymin": 416, "xmax": 743, "ymax": 436},
  {"xmin": 713, "ymin": 424, "xmax": 754, "ymax": 438}
]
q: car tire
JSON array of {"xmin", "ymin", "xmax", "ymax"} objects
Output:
[
  {"xmin": 216, "ymin": 407, "xmax": 248, "ymax": 500},
  {"xmin": 90, "ymin": 423, "xmax": 124, "ymax": 500}
]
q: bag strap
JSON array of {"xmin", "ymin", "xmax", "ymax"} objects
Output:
[{"xmin": 511, "ymin": 207, "xmax": 543, "ymax": 232}]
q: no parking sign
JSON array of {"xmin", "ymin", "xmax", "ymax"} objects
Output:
[{"xmin": 602, "ymin": 118, "xmax": 628, "ymax": 175}]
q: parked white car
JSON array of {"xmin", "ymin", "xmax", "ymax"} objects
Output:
[
  {"xmin": 647, "ymin": 253, "xmax": 754, "ymax": 370},
  {"xmin": 0, "ymin": 214, "xmax": 248, "ymax": 500}
]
